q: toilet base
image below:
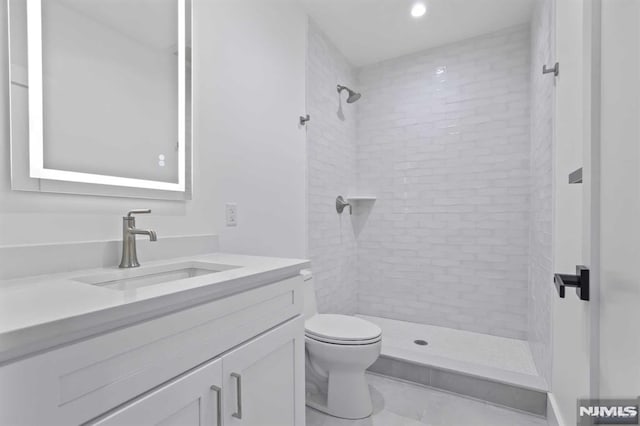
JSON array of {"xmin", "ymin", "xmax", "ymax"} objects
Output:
[
  {"xmin": 306, "ymin": 370, "xmax": 373, "ymax": 419},
  {"xmin": 303, "ymin": 321, "xmax": 381, "ymax": 420}
]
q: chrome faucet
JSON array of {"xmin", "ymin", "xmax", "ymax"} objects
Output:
[{"xmin": 119, "ymin": 209, "xmax": 158, "ymax": 268}]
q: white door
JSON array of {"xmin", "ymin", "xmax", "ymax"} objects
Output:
[
  {"xmin": 554, "ymin": 0, "xmax": 640, "ymax": 424},
  {"xmin": 551, "ymin": 0, "xmax": 598, "ymax": 424},
  {"xmin": 223, "ymin": 318, "xmax": 305, "ymax": 426},
  {"xmin": 90, "ymin": 358, "xmax": 223, "ymax": 426},
  {"xmin": 598, "ymin": 0, "xmax": 640, "ymax": 399}
]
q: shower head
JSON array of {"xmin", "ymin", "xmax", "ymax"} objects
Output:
[
  {"xmin": 347, "ymin": 92, "xmax": 361, "ymax": 103},
  {"xmin": 337, "ymin": 84, "xmax": 361, "ymax": 103}
]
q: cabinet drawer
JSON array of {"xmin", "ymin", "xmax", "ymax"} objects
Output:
[{"xmin": 0, "ymin": 276, "xmax": 302, "ymax": 425}]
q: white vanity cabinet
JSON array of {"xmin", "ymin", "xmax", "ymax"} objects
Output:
[
  {"xmin": 91, "ymin": 358, "xmax": 224, "ymax": 426},
  {"xmin": 222, "ymin": 318, "xmax": 304, "ymax": 426},
  {"xmin": 0, "ymin": 276, "xmax": 305, "ymax": 426},
  {"xmin": 90, "ymin": 319, "xmax": 304, "ymax": 426}
]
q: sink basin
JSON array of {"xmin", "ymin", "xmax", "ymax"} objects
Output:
[{"xmin": 74, "ymin": 261, "xmax": 240, "ymax": 291}]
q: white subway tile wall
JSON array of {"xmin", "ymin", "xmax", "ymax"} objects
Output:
[
  {"xmin": 528, "ymin": 0, "xmax": 554, "ymax": 384},
  {"xmin": 355, "ymin": 26, "xmax": 532, "ymax": 339},
  {"xmin": 306, "ymin": 21, "xmax": 358, "ymax": 314}
]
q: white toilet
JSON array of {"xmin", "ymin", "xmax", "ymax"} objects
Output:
[{"xmin": 301, "ymin": 270, "xmax": 382, "ymax": 420}]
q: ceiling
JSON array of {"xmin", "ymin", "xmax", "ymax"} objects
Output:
[{"xmin": 299, "ymin": 0, "xmax": 536, "ymax": 67}]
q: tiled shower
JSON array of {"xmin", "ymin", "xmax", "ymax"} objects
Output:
[
  {"xmin": 355, "ymin": 25, "xmax": 531, "ymax": 340},
  {"xmin": 307, "ymin": 0, "xmax": 553, "ymax": 388}
]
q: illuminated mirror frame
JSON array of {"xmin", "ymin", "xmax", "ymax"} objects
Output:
[{"xmin": 8, "ymin": 0, "xmax": 192, "ymax": 199}]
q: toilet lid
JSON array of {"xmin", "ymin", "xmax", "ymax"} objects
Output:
[{"xmin": 305, "ymin": 314, "xmax": 382, "ymax": 343}]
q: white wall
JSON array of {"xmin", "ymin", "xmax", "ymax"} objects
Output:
[
  {"xmin": 0, "ymin": 0, "xmax": 308, "ymax": 261},
  {"xmin": 203, "ymin": 0, "xmax": 307, "ymax": 259},
  {"xmin": 355, "ymin": 27, "xmax": 532, "ymax": 339},
  {"xmin": 528, "ymin": 0, "xmax": 554, "ymax": 386},
  {"xmin": 306, "ymin": 21, "xmax": 358, "ymax": 314}
]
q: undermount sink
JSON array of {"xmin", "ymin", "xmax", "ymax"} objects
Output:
[{"xmin": 74, "ymin": 261, "xmax": 240, "ymax": 291}]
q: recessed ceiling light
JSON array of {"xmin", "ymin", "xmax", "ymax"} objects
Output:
[{"xmin": 411, "ymin": 3, "xmax": 427, "ymax": 18}]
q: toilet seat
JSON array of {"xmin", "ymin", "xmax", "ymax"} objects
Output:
[
  {"xmin": 305, "ymin": 314, "xmax": 382, "ymax": 345},
  {"xmin": 305, "ymin": 333, "xmax": 381, "ymax": 345}
]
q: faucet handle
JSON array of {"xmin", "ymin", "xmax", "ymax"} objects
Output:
[{"xmin": 126, "ymin": 209, "xmax": 151, "ymax": 217}]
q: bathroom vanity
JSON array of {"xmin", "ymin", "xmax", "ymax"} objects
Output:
[{"xmin": 0, "ymin": 253, "xmax": 309, "ymax": 426}]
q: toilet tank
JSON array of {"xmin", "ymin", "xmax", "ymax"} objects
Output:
[{"xmin": 300, "ymin": 269, "xmax": 318, "ymax": 319}]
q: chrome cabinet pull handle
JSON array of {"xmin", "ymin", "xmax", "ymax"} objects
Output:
[
  {"xmin": 210, "ymin": 385, "xmax": 222, "ymax": 426},
  {"xmin": 231, "ymin": 373, "xmax": 243, "ymax": 419}
]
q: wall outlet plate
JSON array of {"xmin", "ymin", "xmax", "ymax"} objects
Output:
[{"xmin": 225, "ymin": 203, "xmax": 237, "ymax": 227}]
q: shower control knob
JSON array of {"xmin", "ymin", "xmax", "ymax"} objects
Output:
[{"xmin": 336, "ymin": 196, "xmax": 352, "ymax": 215}]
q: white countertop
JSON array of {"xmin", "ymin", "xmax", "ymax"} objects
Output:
[{"xmin": 0, "ymin": 252, "xmax": 309, "ymax": 364}]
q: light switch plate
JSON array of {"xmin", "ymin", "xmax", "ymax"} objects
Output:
[{"xmin": 225, "ymin": 203, "xmax": 237, "ymax": 227}]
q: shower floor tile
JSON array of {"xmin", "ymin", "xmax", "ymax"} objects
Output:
[
  {"xmin": 358, "ymin": 315, "xmax": 544, "ymax": 388},
  {"xmin": 305, "ymin": 373, "xmax": 548, "ymax": 426}
]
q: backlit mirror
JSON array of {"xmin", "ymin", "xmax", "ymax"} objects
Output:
[{"xmin": 8, "ymin": 0, "xmax": 192, "ymax": 199}]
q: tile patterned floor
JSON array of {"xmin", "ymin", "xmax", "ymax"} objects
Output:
[{"xmin": 305, "ymin": 374, "xmax": 548, "ymax": 426}]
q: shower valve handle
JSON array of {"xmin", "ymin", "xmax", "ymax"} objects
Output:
[{"xmin": 336, "ymin": 196, "xmax": 352, "ymax": 215}]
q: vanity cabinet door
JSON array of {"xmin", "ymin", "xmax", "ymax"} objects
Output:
[
  {"xmin": 223, "ymin": 317, "xmax": 305, "ymax": 426},
  {"xmin": 90, "ymin": 358, "xmax": 223, "ymax": 426}
]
